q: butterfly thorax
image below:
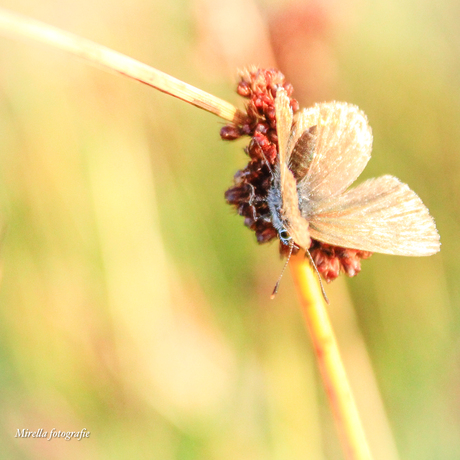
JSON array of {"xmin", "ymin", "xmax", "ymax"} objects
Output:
[{"xmin": 267, "ymin": 179, "xmax": 286, "ymax": 242}]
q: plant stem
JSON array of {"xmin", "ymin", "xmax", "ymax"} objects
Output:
[
  {"xmin": 0, "ymin": 7, "xmax": 245, "ymax": 124},
  {"xmin": 290, "ymin": 253, "xmax": 373, "ymax": 460}
]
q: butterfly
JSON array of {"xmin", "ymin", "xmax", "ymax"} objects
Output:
[{"xmin": 267, "ymin": 88, "xmax": 440, "ymax": 297}]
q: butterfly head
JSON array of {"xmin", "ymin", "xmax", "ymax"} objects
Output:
[{"xmin": 278, "ymin": 228, "xmax": 291, "ymax": 245}]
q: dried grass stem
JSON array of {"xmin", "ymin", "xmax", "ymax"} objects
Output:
[{"xmin": 0, "ymin": 7, "xmax": 244, "ymax": 124}]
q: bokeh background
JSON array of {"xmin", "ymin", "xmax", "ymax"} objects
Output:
[{"xmin": 0, "ymin": 0, "xmax": 458, "ymax": 458}]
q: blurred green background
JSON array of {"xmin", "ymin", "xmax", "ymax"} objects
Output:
[{"xmin": 0, "ymin": 0, "xmax": 457, "ymax": 459}]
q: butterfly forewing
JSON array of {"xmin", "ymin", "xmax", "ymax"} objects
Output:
[
  {"xmin": 273, "ymin": 88, "xmax": 311, "ymax": 250},
  {"xmin": 281, "ymin": 168, "xmax": 311, "ymax": 249},
  {"xmin": 296, "ymin": 102, "xmax": 373, "ymax": 201},
  {"xmin": 305, "ymin": 175, "xmax": 440, "ymax": 256},
  {"xmin": 275, "ymin": 88, "xmax": 293, "ymax": 193}
]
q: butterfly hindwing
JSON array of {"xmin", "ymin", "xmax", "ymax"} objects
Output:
[
  {"xmin": 305, "ymin": 175, "xmax": 440, "ymax": 256},
  {"xmin": 289, "ymin": 125, "xmax": 317, "ymax": 181}
]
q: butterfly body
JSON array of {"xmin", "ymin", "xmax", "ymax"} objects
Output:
[{"xmin": 267, "ymin": 165, "xmax": 310, "ymax": 249}]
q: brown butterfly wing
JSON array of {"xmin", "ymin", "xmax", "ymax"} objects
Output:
[
  {"xmin": 305, "ymin": 175, "xmax": 440, "ymax": 256},
  {"xmin": 280, "ymin": 165, "xmax": 311, "ymax": 249},
  {"xmin": 275, "ymin": 88, "xmax": 311, "ymax": 250},
  {"xmin": 295, "ymin": 102, "xmax": 373, "ymax": 202},
  {"xmin": 289, "ymin": 126, "xmax": 317, "ymax": 182},
  {"xmin": 275, "ymin": 88, "xmax": 293, "ymax": 187}
]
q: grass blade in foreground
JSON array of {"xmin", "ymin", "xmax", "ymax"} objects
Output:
[{"xmin": 0, "ymin": 7, "xmax": 245, "ymax": 124}]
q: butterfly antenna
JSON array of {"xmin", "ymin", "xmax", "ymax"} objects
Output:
[
  {"xmin": 271, "ymin": 241, "xmax": 294, "ymax": 299},
  {"xmin": 305, "ymin": 249, "xmax": 330, "ymax": 304}
]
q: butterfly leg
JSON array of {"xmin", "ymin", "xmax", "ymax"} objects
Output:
[
  {"xmin": 246, "ymin": 182, "xmax": 259, "ymax": 222},
  {"xmin": 305, "ymin": 249, "xmax": 329, "ymax": 304}
]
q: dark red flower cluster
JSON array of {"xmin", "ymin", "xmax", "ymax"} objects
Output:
[
  {"xmin": 309, "ymin": 241, "xmax": 372, "ymax": 282},
  {"xmin": 222, "ymin": 67, "xmax": 372, "ymax": 282},
  {"xmin": 222, "ymin": 67, "xmax": 299, "ymax": 245}
]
